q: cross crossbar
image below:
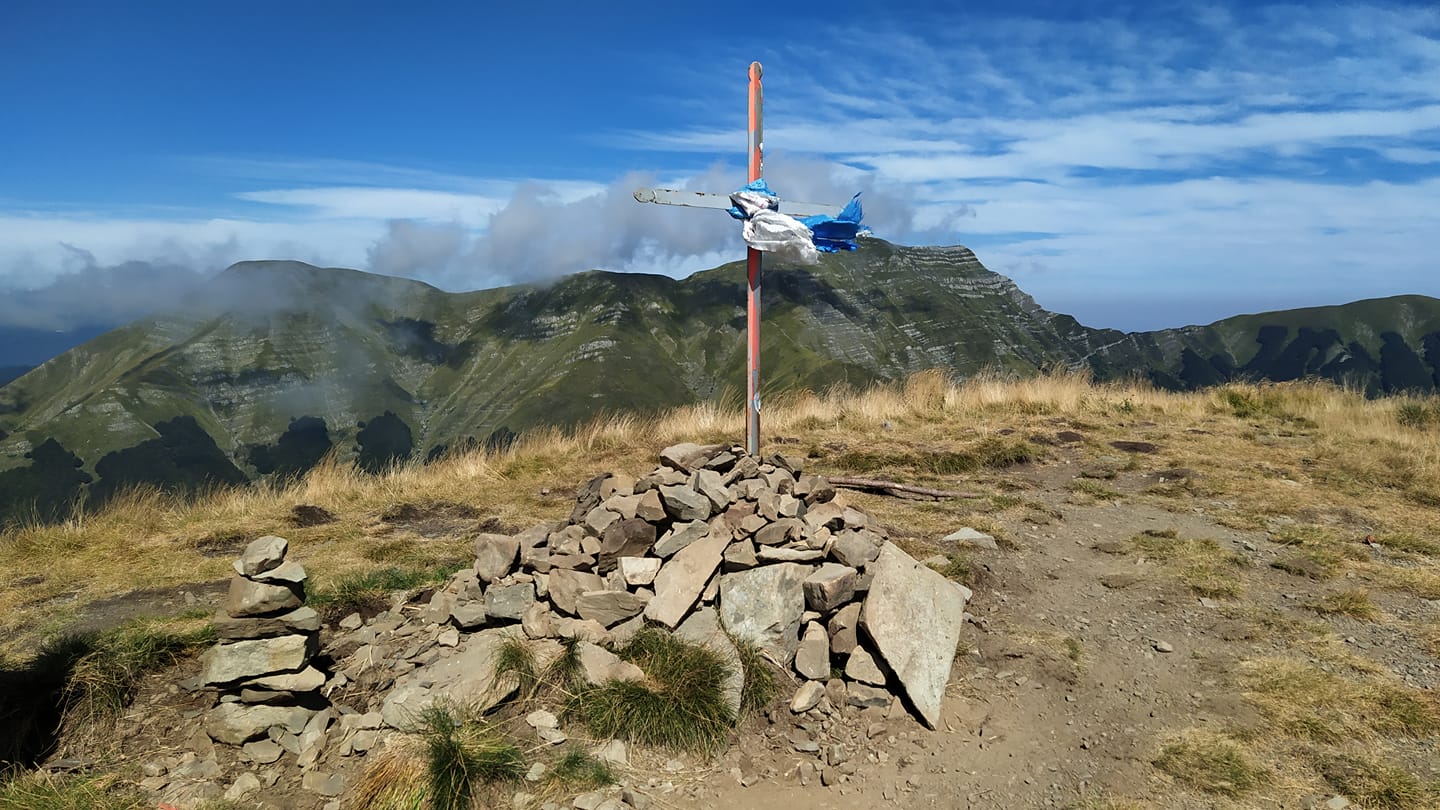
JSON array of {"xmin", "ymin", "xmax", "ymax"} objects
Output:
[{"xmin": 632, "ymin": 187, "xmax": 846, "ymax": 219}]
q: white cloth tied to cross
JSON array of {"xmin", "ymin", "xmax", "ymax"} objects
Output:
[{"xmin": 728, "ymin": 190, "xmax": 821, "ymax": 266}]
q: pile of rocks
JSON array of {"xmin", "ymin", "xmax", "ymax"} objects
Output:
[
  {"xmin": 202, "ymin": 536, "xmax": 328, "ymax": 745},
  {"xmin": 387, "ymin": 442, "xmax": 969, "ymax": 729}
]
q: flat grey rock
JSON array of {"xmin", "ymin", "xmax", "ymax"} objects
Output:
[
  {"xmin": 718, "ymin": 563, "xmax": 811, "ymax": 664},
  {"xmin": 202, "ymin": 634, "xmax": 314, "ymax": 685},
  {"xmin": 860, "ymin": 543, "xmax": 967, "ymax": 728},
  {"xmin": 644, "ymin": 528, "xmax": 728, "ymax": 628},
  {"xmin": 236, "ymin": 536, "xmax": 288, "ymax": 576},
  {"xmin": 380, "ymin": 630, "xmax": 517, "ymax": 730},
  {"xmin": 475, "ymin": 533, "xmax": 520, "ymax": 583}
]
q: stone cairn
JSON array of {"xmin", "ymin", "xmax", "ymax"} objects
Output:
[
  {"xmin": 202, "ymin": 536, "xmax": 328, "ymax": 747},
  {"xmin": 398, "ymin": 442, "xmax": 970, "ymax": 730}
]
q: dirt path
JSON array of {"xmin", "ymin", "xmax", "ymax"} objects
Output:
[{"xmin": 651, "ymin": 449, "xmax": 1440, "ymax": 809}]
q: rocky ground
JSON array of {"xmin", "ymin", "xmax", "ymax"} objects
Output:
[{"xmin": 13, "ymin": 383, "xmax": 1440, "ymax": 810}]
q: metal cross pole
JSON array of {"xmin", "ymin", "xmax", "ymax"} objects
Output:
[
  {"xmin": 743, "ymin": 60, "xmax": 764, "ymax": 457},
  {"xmin": 633, "ymin": 62, "xmax": 846, "ymax": 456}
]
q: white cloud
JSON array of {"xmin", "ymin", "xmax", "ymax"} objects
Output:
[{"xmin": 2, "ymin": 3, "xmax": 1438, "ymax": 334}]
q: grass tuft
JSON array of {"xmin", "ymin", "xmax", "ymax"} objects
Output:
[
  {"xmin": 549, "ymin": 746, "xmax": 615, "ymax": 789},
  {"xmin": 59, "ymin": 616, "xmax": 214, "ymax": 741},
  {"xmin": 566, "ymin": 628, "xmax": 734, "ymax": 754},
  {"xmin": 731, "ymin": 635, "xmax": 779, "ymax": 715},
  {"xmin": 1239, "ymin": 658, "xmax": 1440, "ymax": 743},
  {"xmin": 1132, "ymin": 533, "xmax": 1247, "ymax": 598},
  {"xmin": 1068, "ymin": 479, "xmax": 1122, "ymax": 501},
  {"xmin": 495, "ymin": 635, "xmax": 540, "ymax": 700},
  {"xmin": 1316, "ymin": 753, "xmax": 1435, "ymax": 810},
  {"xmin": 419, "ymin": 704, "xmax": 525, "ymax": 810},
  {"xmin": 309, "ymin": 564, "xmax": 463, "ymax": 621},
  {"xmin": 0, "ymin": 770, "xmax": 148, "ymax": 810},
  {"xmin": 1305, "ymin": 588, "xmax": 1379, "ymax": 620},
  {"xmin": 351, "ymin": 735, "xmax": 428, "ymax": 810},
  {"xmin": 1153, "ymin": 730, "xmax": 1266, "ymax": 796}
]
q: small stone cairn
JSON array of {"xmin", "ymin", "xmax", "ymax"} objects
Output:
[
  {"xmin": 395, "ymin": 442, "xmax": 970, "ymax": 729},
  {"xmin": 202, "ymin": 536, "xmax": 328, "ymax": 746}
]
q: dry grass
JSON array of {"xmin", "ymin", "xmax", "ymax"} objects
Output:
[
  {"xmin": 1238, "ymin": 657, "xmax": 1440, "ymax": 743},
  {"xmin": 1153, "ymin": 729, "xmax": 1268, "ymax": 796},
  {"xmin": 1131, "ymin": 531, "xmax": 1249, "ymax": 599},
  {"xmin": 3, "ymin": 371, "xmax": 1439, "ymax": 661},
  {"xmin": 1305, "ymin": 588, "xmax": 1380, "ymax": 620}
]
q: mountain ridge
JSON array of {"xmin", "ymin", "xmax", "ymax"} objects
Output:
[{"xmin": 1, "ymin": 241, "xmax": 1438, "ymax": 522}]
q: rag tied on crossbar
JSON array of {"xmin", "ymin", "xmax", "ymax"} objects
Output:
[{"xmin": 727, "ymin": 180, "xmax": 865, "ymax": 266}]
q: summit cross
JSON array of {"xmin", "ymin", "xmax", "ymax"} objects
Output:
[{"xmin": 633, "ymin": 62, "xmax": 847, "ymax": 456}]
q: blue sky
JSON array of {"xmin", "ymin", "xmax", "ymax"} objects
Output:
[{"xmin": 1, "ymin": 0, "xmax": 1437, "ymax": 332}]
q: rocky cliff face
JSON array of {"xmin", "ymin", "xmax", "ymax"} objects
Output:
[{"xmin": 2, "ymin": 242, "xmax": 1438, "ymax": 506}]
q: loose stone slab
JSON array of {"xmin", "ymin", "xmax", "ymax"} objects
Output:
[
  {"xmin": 659, "ymin": 442, "xmax": 723, "ymax": 472},
  {"xmin": 618, "ymin": 556, "xmax": 661, "ymax": 586},
  {"xmin": 844, "ymin": 647, "xmax": 886, "ymax": 686},
  {"xmin": 380, "ymin": 630, "xmax": 517, "ymax": 729},
  {"xmin": 860, "ymin": 543, "xmax": 967, "ymax": 728},
  {"xmin": 236, "ymin": 536, "xmax": 288, "ymax": 576},
  {"xmin": 550, "ymin": 569, "xmax": 605, "ymax": 616},
  {"xmin": 830, "ymin": 529, "xmax": 884, "ymax": 568},
  {"xmin": 942, "ymin": 527, "xmax": 999, "ymax": 550},
  {"xmin": 794, "ymin": 621, "xmax": 830, "ymax": 681},
  {"xmin": 576, "ymin": 589, "xmax": 649, "ymax": 627},
  {"xmin": 243, "ymin": 665, "xmax": 327, "ymax": 693},
  {"xmin": 634, "ymin": 489, "xmax": 667, "ymax": 522},
  {"xmin": 597, "ymin": 519, "xmax": 656, "ymax": 572},
  {"xmin": 659, "ymin": 485, "xmax": 711, "ymax": 522},
  {"xmin": 213, "ymin": 606, "xmax": 320, "ymax": 641},
  {"xmin": 248, "ymin": 560, "xmax": 307, "ymax": 584},
  {"xmin": 484, "ymin": 582, "xmax": 535, "ymax": 620},
  {"xmin": 643, "ymin": 528, "xmax": 729, "ymax": 628},
  {"xmin": 474, "ymin": 533, "xmax": 520, "ymax": 583},
  {"xmin": 718, "ymin": 563, "xmax": 811, "ymax": 664},
  {"xmin": 791, "ymin": 681, "xmax": 825, "ymax": 713},
  {"xmin": 757, "ymin": 546, "xmax": 823, "ymax": 563},
  {"xmin": 827, "ymin": 602, "xmax": 861, "ymax": 656},
  {"xmin": 654, "ymin": 521, "xmax": 709, "ymax": 557},
  {"xmin": 804, "ymin": 563, "xmax": 858, "ymax": 613},
  {"xmin": 207, "ymin": 702, "xmax": 314, "ymax": 745},
  {"xmin": 225, "ymin": 577, "xmax": 302, "ymax": 618},
  {"xmin": 576, "ymin": 641, "xmax": 644, "ymax": 685},
  {"xmin": 203, "ymin": 634, "xmax": 315, "ymax": 685}
]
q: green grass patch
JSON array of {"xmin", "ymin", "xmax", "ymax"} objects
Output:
[
  {"xmin": 832, "ymin": 437, "xmax": 1036, "ymax": 476},
  {"xmin": 1153, "ymin": 731, "xmax": 1266, "ymax": 796},
  {"xmin": 309, "ymin": 564, "xmax": 464, "ymax": 621},
  {"xmin": 1272, "ymin": 524, "xmax": 1333, "ymax": 546},
  {"xmin": 1316, "ymin": 753, "xmax": 1434, "ymax": 810},
  {"xmin": 566, "ymin": 628, "xmax": 734, "ymax": 754},
  {"xmin": 65, "ymin": 617, "xmax": 215, "ymax": 732},
  {"xmin": 731, "ymin": 635, "xmax": 778, "ymax": 715},
  {"xmin": 494, "ymin": 635, "xmax": 540, "ymax": 700},
  {"xmin": 1239, "ymin": 658, "xmax": 1440, "ymax": 743},
  {"xmin": 419, "ymin": 704, "xmax": 525, "ymax": 810},
  {"xmin": 1395, "ymin": 402, "xmax": 1438, "ymax": 430},
  {"xmin": 548, "ymin": 746, "xmax": 615, "ymax": 790},
  {"xmin": 0, "ymin": 771, "xmax": 148, "ymax": 810},
  {"xmin": 932, "ymin": 552, "xmax": 977, "ymax": 586}
]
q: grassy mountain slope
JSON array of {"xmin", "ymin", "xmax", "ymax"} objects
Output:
[{"xmin": 0, "ymin": 243, "xmax": 1436, "ymax": 501}]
